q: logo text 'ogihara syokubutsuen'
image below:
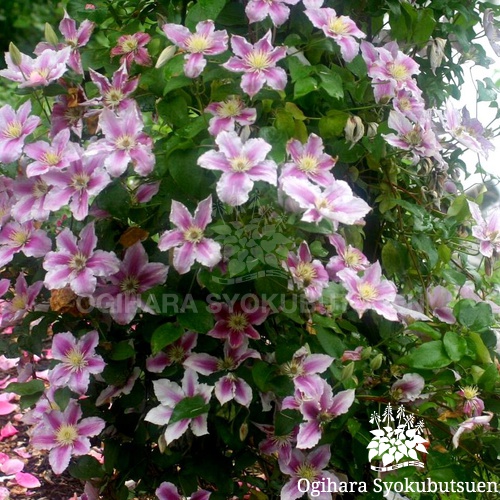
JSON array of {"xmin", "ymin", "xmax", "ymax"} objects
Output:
[{"xmin": 368, "ymin": 404, "xmax": 429, "ymax": 471}]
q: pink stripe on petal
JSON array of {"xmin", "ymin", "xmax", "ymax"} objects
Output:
[
  {"xmin": 170, "ymin": 200, "xmax": 193, "ymax": 231},
  {"xmin": 173, "ymin": 242, "xmax": 197, "ymax": 274},
  {"xmin": 49, "ymin": 445, "xmax": 72, "ymax": 475},
  {"xmin": 216, "ymin": 172, "xmax": 253, "ymax": 206}
]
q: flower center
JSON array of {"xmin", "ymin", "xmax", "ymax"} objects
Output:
[
  {"xmin": 71, "ymin": 173, "xmax": 90, "ymax": 191},
  {"xmin": 344, "ymin": 249, "xmax": 361, "ymax": 267},
  {"xmin": 120, "ymin": 275, "xmax": 140, "ymax": 295},
  {"xmin": 105, "ymin": 88, "xmax": 124, "ymax": 107},
  {"xmin": 66, "ymin": 37, "xmax": 79, "ymax": 48},
  {"xmin": 328, "ymin": 17, "xmax": 349, "ymax": 35},
  {"xmin": 281, "ymin": 359, "xmax": 304, "ymax": 377},
  {"xmin": 217, "ymin": 356, "xmax": 236, "ymax": 371},
  {"xmin": 183, "ymin": 226, "xmax": 204, "ymax": 243},
  {"xmin": 295, "ymin": 262, "xmax": 317, "ymax": 287},
  {"xmin": 66, "ymin": 347, "xmax": 87, "ymax": 370},
  {"xmin": 227, "ymin": 312, "xmax": 249, "ymax": 332},
  {"xmin": 32, "ymin": 180, "xmax": 49, "ymax": 198},
  {"xmin": 358, "ymin": 282, "xmax": 378, "ymax": 301},
  {"xmin": 29, "ymin": 68, "xmax": 50, "ymax": 83},
  {"xmin": 55, "ymin": 424, "xmax": 79, "ymax": 446},
  {"xmin": 122, "ymin": 37, "xmax": 138, "ymax": 53},
  {"xmin": 10, "ymin": 229, "xmax": 29, "ymax": 246},
  {"xmin": 404, "ymin": 129, "xmax": 422, "ymax": 147},
  {"xmin": 166, "ymin": 344, "xmax": 186, "ymax": 363},
  {"xmin": 43, "ymin": 151, "xmax": 61, "ymax": 166},
  {"xmin": 462, "ymin": 386, "xmax": 480, "ymax": 400},
  {"xmin": 298, "ymin": 154, "xmax": 319, "ymax": 173},
  {"xmin": 69, "ymin": 252, "xmax": 88, "ymax": 271},
  {"xmin": 115, "ymin": 135, "xmax": 136, "ymax": 151},
  {"xmin": 389, "ymin": 63, "xmax": 409, "ymax": 82},
  {"xmin": 230, "ymin": 155, "xmax": 252, "ymax": 172},
  {"xmin": 11, "ymin": 295, "xmax": 27, "ymax": 311},
  {"xmin": 315, "ymin": 197, "xmax": 331, "ymax": 211},
  {"xmin": 186, "ymin": 34, "xmax": 211, "ymax": 53},
  {"xmin": 296, "ymin": 464, "xmax": 318, "ymax": 482},
  {"xmin": 217, "ymin": 98, "xmax": 243, "ymax": 118},
  {"xmin": 247, "ymin": 50, "xmax": 271, "ymax": 71},
  {"xmin": 4, "ymin": 120, "xmax": 23, "ymax": 139}
]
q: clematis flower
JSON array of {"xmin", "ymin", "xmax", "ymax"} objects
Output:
[
  {"xmin": 393, "ymin": 89, "xmax": 426, "ymax": 123},
  {"xmin": 145, "ymin": 369, "xmax": 213, "ymax": 445},
  {"xmin": 184, "ymin": 338, "xmax": 260, "ymax": 406},
  {"xmin": 484, "ymin": 9, "xmax": 500, "ymax": 57},
  {"xmin": 390, "ymin": 373, "xmax": 425, "ymax": 402},
  {"xmin": 281, "ymin": 176, "xmax": 371, "ymax": 228},
  {"xmin": 197, "ymin": 131, "xmax": 277, "ymax": 206},
  {"xmin": 0, "ymin": 47, "xmax": 71, "ymax": 88},
  {"xmin": 89, "ymin": 63, "xmax": 139, "ymax": 109},
  {"xmin": 146, "ymin": 331, "xmax": 197, "ymax": 373},
  {"xmin": 162, "ymin": 21, "xmax": 228, "ymax": 78},
  {"xmin": 280, "ymin": 134, "xmax": 336, "ymax": 187},
  {"xmin": 279, "ymin": 445, "xmax": 341, "ymax": 500},
  {"xmin": 86, "ymin": 103, "xmax": 155, "ymax": 177},
  {"xmin": 337, "ymin": 261, "xmax": 398, "ymax": 321},
  {"xmin": 426, "ymin": 285, "xmax": 455, "ymax": 324},
  {"xmin": 95, "ymin": 366, "xmax": 140, "ymax": 407},
  {"xmin": 245, "ymin": 0, "xmax": 300, "ymax": 27},
  {"xmin": 50, "ymin": 87, "xmax": 87, "ymax": 138},
  {"xmin": 158, "ymin": 195, "xmax": 222, "ymax": 274},
  {"xmin": 94, "ymin": 242, "xmax": 168, "ymax": 325},
  {"xmin": 134, "ymin": 182, "xmax": 160, "ymax": 204},
  {"xmin": 326, "ymin": 233, "xmax": 369, "ymax": 280},
  {"xmin": 341, "ymin": 346, "xmax": 363, "ymax": 362},
  {"xmin": 42, "ymin": 152, "xmax": 111, "ymax": 221},
  {"xmin": 11, "ymin": 174, "xmax": 52, "ymax": 223},
  {"xmin": 0, "ymin": 101, "xmax": 40, "ymax": 163},
  {"xmin": 304, "ymin": 7, "xmax": 365, "ymax": 62},
  {"xmin": 457, "ymin": 386, "xmax": 485, "ymax": 418},
  {"xmin": 43, "ymin": 222, "xmax": 121, "ymax": 297},
  {"xmin": 208, "ymin": 300, "xmax": 270, "ymax": 348},
  {"xmin": 452, "ymin": 412, "xmax": 493, "ymax": 449},
  {"xmin": 0, "ymin": 274, "xmax": 43, "ymax": 327},
  {"xmin": 156, "ymin": 481, "xmax": 210, "ymax": 500},
  {"xmin": 31, "ymin": 400, "xmax": 105, "ymax": 474},
  {"xmin": 284, "ymin": 242, "xmax": 329, "ymax": 302},
  {"xmin": 222, "ymin": 31, "xmax": 287, "ymax": 97},
  {"xmin": 280, "ymin": 347, "xmax": 333, "ymax": 397},
  {"xmin": 296, "ymin": 380, "xmax": 355, "ymax": 448},
  {"xmin": 205, "ymin": 96, "xmax": 256, "ymax": 136},
  {"xmin": 48, "ymin": 330, "xmax": 105, "ymax": 394},
  {"xmin": 24, "ymin": 128, "xmax": 80, "ymax": 177},
  {"xmin": 0, "ymin": 221, "xmax": 52, "ymax": 268},
  {"xmin": 111, "ymin": 32, "xmax": 152, "ymax": 68},
  {"xmin": 439, "ymin": 102, "xmax": 494, "ymax": 159},
  {"xmin": 468, "ymin": 200, "xmax": 500, "ymax": 258},
  {"xmin": 256, "ymin": 424, "xmax": 298, "ymax": 464}
]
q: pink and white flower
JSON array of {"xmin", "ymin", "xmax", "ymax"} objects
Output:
[
  {"xmin": 337, "ymin": 261, "xmax": 398, "ymax": 321},
  {"xmin": 391, "ymin": 373, "xmax": 425, "ymax": 402},
  {"xmin": 0, "ymin": 47, "xmax": 71, "ymax": 88},
  {"xmin": 111, "ymin": 33, "xmax": 152, "ymax": 68},
  {"xmin": 162, "ymin": 21, "xmax": 228, "ymax": 78},
  {"xmin": 158, "ymin": 195, "xmax": 222, "ymax": 275},
  {"xmin": 245, "ymin": 0, "xmax": 300, "ymax": 27},
  {"xmin": 86, "ymin": 103, "xmax": 154, "ymax": 177},
  {"xmin": 48, "ymin": 330, "xmax": 105, "ymax": 394},
  {"xmin": 89, "ymin": 64, "xmax": 139, "ymax": 109},
  {"xmin": 326, "ymin": 233, "xmax": 369, "ymax": 280},
  {"xmin": 24, "ymin": 128, "xmax": 80, "ymax": 177},
  {"xmin": 0, "ymin": 221, "xmax": 52, "ymax": 268},
  {"xmin": 95, "ymin": 242, "xmax": 168, "ymax": 325},
  {"xmin": 281, "ymin": 177, "xmax": 371, "ymax": 229},
  {"xmin": 145, "ymin": 369, "xmax": 213, "ymax": 445},
  {"xmin": 0, "ymin": 274, "xmax": 43, "ymax": 327},
  {"xmin": 426, "ymin": 285, "xmax": 455, "ymax": 324},
  {"xmin": 197, "ymin": 131, "xmax": 277, "ymax": 206},
  {"xmin": 457, "ymin": 386, "xmax": 485, "ymax": 418},
  {"xmin": 0, "ymin": 101, "xmax": 40, "ymax": 163},
  {"xmin": 452, "ymin": 412, "xmax": 493, "ymax": 449},
  {"xmin": 11, "ymin": 174, "xmax": 52, "ymax": 223},
  {"xmin": 205, "ymin": 97, "xmax": 256, "ymax": 136},
  {"xmin": 284, "ymin": 242, "xmax": 329, "ymax": 302},
  {"xmin": 43, "ymin": 222, "xmax": 121, "ymax": 297},
  {"xmin": 222, "ymin": 31, "xmax": 287, "ymax": 97},
  {"xmin": 280, "ymin": 134, "xmax": 336, "ymax": 187},
  {"xmin": 468, "ymin": 200, "xmax": 500, "ymax": 258},
  {"xmin": 305, "ymin": 7, "xmax": 365, "ymax": 62},
  {"xmin": 156, "ymin": 481, "xmax": 210, "ymax": 500},
  {"xmin": 484, "ymin": 9, "xmax": 500, "ymax": 57},
  {"xmin": 31, "ymin": 400, "xmax": 105, "ymax": 474},
  {"xmin": 146, "ymin": 331, "xmax": 197, "ymax": 373}
]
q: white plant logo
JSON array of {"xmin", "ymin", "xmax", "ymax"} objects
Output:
[{"xmin": 368, "ymin": 404, "xmax": 429, "ymax": 471}]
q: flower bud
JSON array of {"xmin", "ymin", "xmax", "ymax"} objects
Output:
[
  {"xmin": 361, "ymin": 347, "xmax": 372, "ymax": 359},
  {"xmin": 366, "ymin": 122, "xmax": 378, "ymax": 138},
  {"xmin": 155, "ymin": 45, "xmax": 177, "ymax": 69},
  {"xmin": 470, "ymin": 365, "xmax": 485, "ymax": 383},
  {"xmin": 340, "ymin": 362, "xmax": 354, "ymax": 382},
  {"xmin": 45, "ymin": 22, "xmax": 59, "ymax": 47},
  {"xmin": 344, "ymin": 116, "xmax": 364, "ymax": 148},
  {"xmin": 370, "ymin": 353, "xmax": 384, "ymax": 371},
  {"xmin": 158, "ymin": 433, "xmax": 167, "ymax": 453},
  {"xmin": 239, "ymin": 422, "xmax": 249, "ymax": 441},
  {"xmin": 429, "ymin": 38, "xmax": 446, "ymax": 75},
  {"xmin": 8, "ymin": 42, "xmax": 22, "ymax": 67}
]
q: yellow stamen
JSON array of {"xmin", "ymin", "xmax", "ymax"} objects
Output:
[
  {"xmin": 227, "ymin": 312, "xmax": 248, "ymax": 332},
  {"xmin": 186, "ymin": 34, "xmax": 211, "ymax": 53},
  {"xmin": 246, "ymin": 50, "xmax": 271, "ymax": 71},
  {"xmin": 183, "ymin": 226, "xmax": 204, "ymax": 243},
  {"xmin": 55, "ymin": 424, "xmax": 79, "ymax": 446},
  {"xmin": 358, "ymin": 282, "xmax": 378, "ymax": 301}
]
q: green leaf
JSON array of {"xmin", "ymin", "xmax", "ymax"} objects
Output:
[
  {"xmin": 294, "ymin": 77, "xmax": 318, "ymax": 99},
  {"xmin": 443, "ymin": 331, "xmax": 467, "ymax": 362},
  {"xmin": 274, "ymin": 409, "xmax": 302, "ymax": 436},
  {"xmin": 169, "ymin": 395, "xmax": 210, "ymax": 424},
  {"xmin": 469, "ymin": 332, "xmax": 492, "ymax": 364},
  {"xmin": 407, "ymin": 322, "xmax": 441, "ymax": 340},
  {"xmin": 97, "ymin": 180, "xmax": 130, "ymax": 219},
  {"xmin": 318, "ymin": 112, "xmax": 349, "ymax": 138},
  {"xmin": 401, "ymin": 341, "xmax": 452, "ymax": 369},
  {"xmin": 252, "ymin": 360, "xmax": 275, "ymax": 392},
  {"xmin": 258, "ymin": 127, "xmax": 287, "ymax": 163},
  {"xmin": 151, "ymin": 323, "xmax": 184, "ymax": 354},
  {"xmin": 110, "ymin": 341, "xmax": 135, "ymax": 361},
  {"xmin": 177, "ymin": 300, "xmax": 214, "ymax": 333},
  {"xmin": 454, "ymin": 300, "xmax": 493, "ymax": 331},
  {"xmin": 447, "ymin": 194, "xmax": 469, "ymax": 220},
  {"xmin": 7, "ymin": 379, "xmax": 45, "ymax": 396},
  {"xmin": 185, "ymin": 0, "xmax": 227, "ymax": 29},
  {"xmin": 318, "ymin": 69, "xmax": 343, "ymax": 99},
  {"xmin": 315, "ymin": 325, "xmax": 345, "ymax": 358},
  {"xmin": 54, "ymin": 387, "xmax": 73, "ymax": 411},
  {"xmin": 69, "ymin": 455, "xmax": 105, "ymax": 480},
  {"xmin": 382, "ymin": 239, "xmax": 409, "ymax": 277}
]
